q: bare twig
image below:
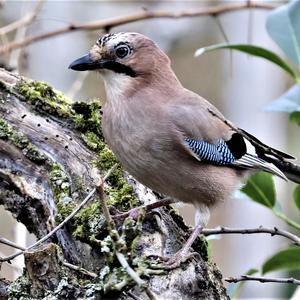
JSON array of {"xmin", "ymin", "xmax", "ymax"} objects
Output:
[
  {"xmin": 103, "ymin": 163, "xmax": 119, "ymax": 182},
  {"xmin": 0, "ymin": 236, "xmax": 26, "ymax": 251},
  {"xmin": 202, "ymin": 226, "xmax": 300, "ymax": 246},
  {"xmin": 0, "ymin": 188, "xmax": 96, "ymax": 263},
  {"xmin": 98, "ymin": 164, "xmax": 118, "ymax": 230},
  {"xmin": 5, "ymin": 0, "xmax": 44, "ymax": 70},
  {"xmin": 116, "ymin": 252, "xmax": 145, "ymax": 286},
  {"xmin": 116, "ymin": 252, "xmax": 156, "ymax": 300},
  {"xmin": 0, "ymin": 1, "xmax": 276, "ymax": 55},
  {"xmin": 225, "ymin": 275, "xmax": 300, "ymax": 285},
  {"xmin": 0, "ymin": 0, "xmax": 44, "ymax": 36},
  {"xmin": 98, "ymin": 166, "xmax": 156, "ymax": 299},
  {"xmin": 62, "ymin": 261, "xmax": 97, "ymax": 278}
]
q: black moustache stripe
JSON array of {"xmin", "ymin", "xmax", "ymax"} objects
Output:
[{"xmin": 102, "ymin": 61, "xmax": 137, "ymax": 77}]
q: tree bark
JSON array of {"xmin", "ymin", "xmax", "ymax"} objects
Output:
[{"xmin": 0, "ymin": 68, "xmax": 229, "ymax": 300}]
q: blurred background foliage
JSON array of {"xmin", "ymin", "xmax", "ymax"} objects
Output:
[{"xmin": 1, "ymin": 0, "xmax": 300, "ymax": 298}]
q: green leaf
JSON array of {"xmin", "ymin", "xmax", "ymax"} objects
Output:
[
  {"xmin": 262, "ymin": 247, "xmax": 300, "ymax": 274},
  {"xmin": 241, "ymin": 172, "xmax": 276, "ymax": 208},
  {"xmin": 289, "ymin": 111, "xmax": 300, "ymax": 126},
  {"xmin": 266, "ymin": 0, "xmax": 300, "ymax": 66},
  {"xmin": 228, "ymin": 268, "xmax": 258, "ymax": 300},
  {"xmin": 195, "ymin": 43, "xmax": 299, "ymax": 82},
  {"xmin": 293, "ymin": 185, "xmax": 300, "ymax": 212},
  {"xmin": 265, "ymin": 85, "xmax": 300, "ymax": 113}
]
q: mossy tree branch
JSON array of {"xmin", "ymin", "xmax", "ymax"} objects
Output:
[{"xmin": 0, "ymin": 68, "xmax": 228, "ymax": 300}]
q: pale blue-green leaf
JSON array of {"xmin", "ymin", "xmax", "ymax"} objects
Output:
[
  {"xmin": 262, "ymin": 247, "xmax": 300, "ymax": 274},
  {"xmin": 195, "ymin": 44, "xmax": 299, "ymax": 81},
  {"xmin": 265, "ymin": 84, "xmax": 300, "ymax": 113},
  {"xmin": 241, "ymin": 172, "xmax": 276, "ymax": 208},
  {"xmin": 266, "ymin": 0, "xmax": 300, "ymax": 66}
]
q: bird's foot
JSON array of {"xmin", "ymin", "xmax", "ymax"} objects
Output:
[
  {"xmin": 157, "ymin": 224, "xmax": 203, "ymax": 269},
  {"xmin": 111, "ymin": 197, "xmax": 175, "ymax": 222},
  {"xmin": 148, "ymin": 250, "xmax": 200, "ymax": 270},
  {"xmin": 111, "ymin": 206, "xmax": 147, "ymax": 222}
]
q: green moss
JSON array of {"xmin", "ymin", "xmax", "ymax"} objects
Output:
[
  {"xmin": 17, "ymin": 80, "xmax": 73, "ymax": 118},
  {"xmin": 194, "ymin": 235, "xmax": 209, "ymax": 262},
  {"xmin": 108, "ymin": 184, "xmax": 138, "ymax": 211},
  {"xmin": 73, "ymin": 202, "xmax": 105, "ymax": 242},
  {"xmin": 81, "ymin": 131, "xmax": 104, "ymax": 151},
  {"xmin": 72, "ymin": 101, "xmax": 102, "ymax": 136},
  {"xmin": 55, "ymin": 201, "xmax": 76, "ymax": 224},
  {"xmin": 0, "ymin": 118, "xmax": 46, "ymax": 163},
  {"xmin": 96, "ymin": 146, "xmax": 118, "ymax": 170},
  {"xmin": 49, "ymin": 163, "xmax": 70, "ymax": 202}
]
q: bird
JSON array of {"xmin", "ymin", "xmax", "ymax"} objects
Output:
[{"xmin": 69, "ymin": 32, "xmax": 300, "ymax": 268}]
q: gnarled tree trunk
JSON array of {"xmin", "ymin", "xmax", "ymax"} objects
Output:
[{"xmin": 0, "ymin": 68, "xmax": 229, "ymax": 300}]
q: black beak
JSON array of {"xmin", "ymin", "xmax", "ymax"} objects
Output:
[
  {"xmin": 69, "ymin": 53, "xmax": 103, "ymax": 71},
  {"xmin": 69, "ymin": 53, "xmax": 137, "ymax": 77}
]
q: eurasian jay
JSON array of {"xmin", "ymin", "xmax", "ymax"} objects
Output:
[{"xmin": 69, "ymin": 32, "xmax": 300, "ymax": 268}]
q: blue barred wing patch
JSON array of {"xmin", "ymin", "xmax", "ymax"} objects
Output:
[{"xmin": 185, "ymin": 138, "xmax": 235, "ymax": 165}]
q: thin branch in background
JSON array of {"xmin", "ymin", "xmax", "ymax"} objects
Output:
[
  {"xmin": 213, "ymin": 15, "xmax": 233, "ymax": 77},
  {"xmin": 0, "ymin": 187, "xmax": 97, "ymax": 263},
  {"xmin": 0, "ymin": 0, "xmax": 44, "ymax": 36},
  {"xmin": 62, "ymin": 261, "xmax": 97, "ymax": 278},
  {"xmin": 202, "ymin": 226, "xmax": 300, "ymax": 246},
  {"xmin": 0, "ymin": 1, "xmax": 276, "ymax": 55},
  {"xmin": 0, "ymin": 33, "xmax": 9, "ymax": 49},
  {"xmin": 8, "ymin": 0, "xmax": 44, "ymax": 70},
  {"xmin": 67, "ymin": 72, "xmax": 89, "ymax": 99},
  {"xmin": 0, "ymin": 250, "xmax": 22, "ymax": 272},
  {"xmin": 247, "ymin": 1, "xmax": 254, "ymax": 45},
  {"xmin": 213, "ymin": 15, "xmax": 230, "ymax": 45},
  {"xmin": 0, "ymin": 236, "xmax": 26, "ymax": 251},
  {"xmin": 225, "ymin": 275, "xmax": 300, "ymax": 285}
]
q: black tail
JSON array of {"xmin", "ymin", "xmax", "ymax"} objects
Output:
[{"xmin": 267, "ymin": 158, "xmax": 300, "ymax": 184}]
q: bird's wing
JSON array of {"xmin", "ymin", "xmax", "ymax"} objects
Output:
[
  {"xmin": 167, "ymin": 91, "xmax": 292, "ymax": 180},
  {"xmin": 184, "ymin": 136, "xmax": 287, "ymax": 180}
]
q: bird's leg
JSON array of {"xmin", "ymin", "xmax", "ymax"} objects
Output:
[
  {"xmin": 111, "ymin": 197, "xmax": 176, "ymax": 221},
  {"xmin": 160, "ymin": 225, "xmax": 203, "ymax": 269},
  {"xmin": 160, "ymin": 204, "xmax": 210, "ymax": 270}
]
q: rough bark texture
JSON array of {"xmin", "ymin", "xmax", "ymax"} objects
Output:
[{"xmin": 0, "ymin": 68, "xmax": 229, "ymax": 300}]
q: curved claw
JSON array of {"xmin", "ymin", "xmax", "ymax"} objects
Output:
[
  {"xmin": 163, "ymin": 251, "xmax": 201, "ymax": 270},
  {"xmin": 147, "ymin": 251, "xmax": 201, "ymax": 270}
]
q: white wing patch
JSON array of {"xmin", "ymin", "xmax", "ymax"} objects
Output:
[{"xmin": 234, "ymin": 154, "xmax": 287, "ymax": 180}]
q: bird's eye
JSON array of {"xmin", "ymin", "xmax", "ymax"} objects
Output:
[{"xmin": 115, "ymin": 45, "xmax": 130, "ymax": 59}]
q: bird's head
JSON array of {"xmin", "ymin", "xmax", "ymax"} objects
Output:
[{"xmin": 69, "ymin": 32, "xmax": 170, "ymax": 78}]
